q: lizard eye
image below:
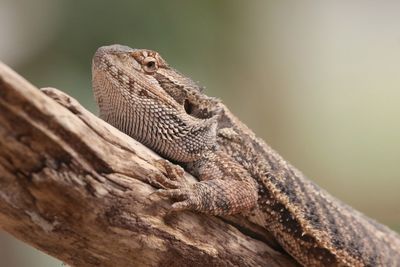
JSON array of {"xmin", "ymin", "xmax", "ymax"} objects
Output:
[{"xmin": 143, "ymin": 57, "xmax": 158, "ymax": 73}]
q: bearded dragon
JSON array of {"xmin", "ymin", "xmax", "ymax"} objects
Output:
[{"xmin": 92, "ymin": 44, "xmax": 400, "ymax": 267}]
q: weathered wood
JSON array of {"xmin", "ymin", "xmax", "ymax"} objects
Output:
[{"xmin": 0, "ymin": 61, "xmax": 298, "ymax": 267}]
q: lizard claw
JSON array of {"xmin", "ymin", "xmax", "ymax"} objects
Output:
[
  {"xmin": 147, "ymin": 160, "xmax": 187, "ymax": 190},
  {"xmin": 170, "ymin": 200, "xmax": 195, "ymax": 212},
  {"xmin": 153, "ymin": 187, "xmax": 200, "ymax": 213},
  {"xmin": 148, "ymin": 175, "xmax": 181, "ymax": 190},
  {"xmin": 152, "ymin": 188, "xmax": 190, "ymax": 200}
]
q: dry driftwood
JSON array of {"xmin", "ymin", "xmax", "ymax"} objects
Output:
[{"xmin": 0, "ymin": 61, "xmax": 299, "ymax": 267}]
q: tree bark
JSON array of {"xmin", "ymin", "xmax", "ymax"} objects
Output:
[{"xmin": 0, "ymin": 61, "xmax": 299, "ymax": 267}]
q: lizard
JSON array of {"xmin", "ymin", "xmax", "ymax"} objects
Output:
[{"xmin": 92, "ymin": 44, "xmax": 400, "ymax": 267}]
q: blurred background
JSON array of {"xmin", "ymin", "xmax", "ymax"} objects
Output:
[{"xmin": 1, "ymin": 0, "xmax": 400, "ymax": 266}]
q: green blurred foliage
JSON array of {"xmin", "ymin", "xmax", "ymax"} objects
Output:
[{"xmin": 1, "ymin": 1, "xmax": 399, "ymax": 266}]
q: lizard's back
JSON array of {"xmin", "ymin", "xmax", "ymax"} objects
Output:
[{"xmin": 218, "ymin": 107, "xmax": 400, "ymax": 266}]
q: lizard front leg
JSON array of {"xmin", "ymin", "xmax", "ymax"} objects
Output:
[{"xmin": 156, "ymin": 150, "xmax": 259, "ymax": 216}]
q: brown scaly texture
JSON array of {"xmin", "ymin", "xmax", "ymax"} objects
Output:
[{"xmin": 92, "ymin": 44, "xmax": 400, "ymax": 267}]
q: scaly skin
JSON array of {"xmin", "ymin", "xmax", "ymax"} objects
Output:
[{"xmin": 92, "ymin": 44, "xmax": 400, "ymax": 267}]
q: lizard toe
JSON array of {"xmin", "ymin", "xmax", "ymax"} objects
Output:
[{"xmin": 152, "ymin": 188, "xmax": 191, "ymax": 201}]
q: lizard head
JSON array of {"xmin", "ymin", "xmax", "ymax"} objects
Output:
[{"xmin": 92, "ymin": 44, "xmax": 219, "ymax": 162}]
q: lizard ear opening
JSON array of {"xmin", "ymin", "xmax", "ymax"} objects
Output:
[
  {"xmin": 184, "ymin": 99, "xmax": 193, "ymax": 115},
  {"xmin": 183, "ymin": 97, "xmax": 218, "ymax": 120}
]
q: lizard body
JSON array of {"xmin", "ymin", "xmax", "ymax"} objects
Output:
[{"xmin": 92, "ymin": 44, "xmax": 400, "ymax": 267}]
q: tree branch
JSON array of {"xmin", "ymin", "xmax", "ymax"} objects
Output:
[{"xmin": 0, "ymin": 61, "xmax": 298, "ymax": 267}]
